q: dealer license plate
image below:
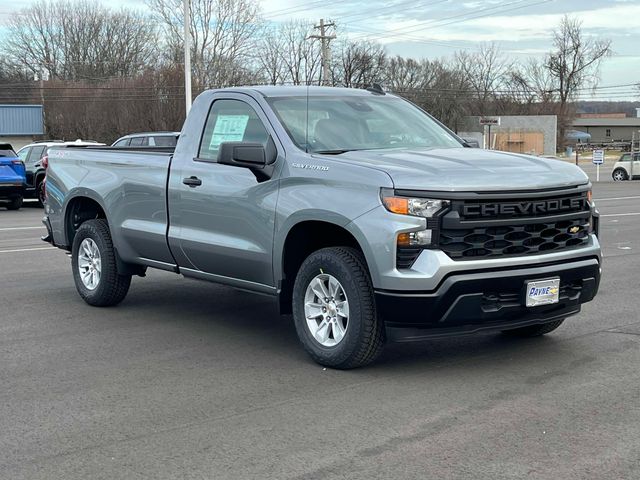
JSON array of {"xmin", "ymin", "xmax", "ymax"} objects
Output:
[{"xmin": 525, "ymin": 278, "xmax": 560, "ymax": 307}]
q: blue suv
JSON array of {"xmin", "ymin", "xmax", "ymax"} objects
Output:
[{"xmin": 0, "ymin": 143, "xmax": 26, "ymax": 210}]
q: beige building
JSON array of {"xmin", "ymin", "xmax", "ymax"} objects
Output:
[{"xmin": 571, "ymin": 116, "xmax": 640, "ymax": 144}]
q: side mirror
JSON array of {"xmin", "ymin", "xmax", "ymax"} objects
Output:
[
  {"xmin": 460, "ymin": 137, "xmax": 480, "ymax": 148},
  {"xmin": 218, "ymin": 142, "xmax": 267, "ymax": 167},
  {"xmin": 217, "ymin": 137, "xmax": 278, "ymax": 182}
]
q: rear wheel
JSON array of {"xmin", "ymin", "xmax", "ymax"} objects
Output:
[
  {"xmin": 6, "ymin": 195, "xmax": 23, "ymax": 210},
  {"xmin": 292, "ymin": 247, "xmax": 385, "ymax": 369},
  {"xmin": 502, "ymin": 319, "xmax": 565, "ymax": 337},
  {"xmin": 612, "ymin": 168, "xmax": 628, "ymax": 181},
  {"xmin": 36, "ymin": 179, "xmax": 46, "ymax": 206},
  {"xmin": 71, "ymin": 219, "xmax": 131, "ymax": 306}
]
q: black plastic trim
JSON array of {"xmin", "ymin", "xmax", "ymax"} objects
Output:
[
  {"xmin": 376, "ymin": 259, "xmax": 600, "ymax": 333},
  {"xmin": 394, "ymin": 183, "xmax": 590, "ymax": 200}
]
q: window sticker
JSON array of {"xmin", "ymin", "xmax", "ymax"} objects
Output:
[{"xmin": 209, "ymin": 114, "xmax": 250, "ymax": 149}]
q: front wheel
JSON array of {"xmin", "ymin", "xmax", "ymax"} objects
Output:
[
  {"xmin": 292, "ymin": 247, "xmax": 385, "ymax": 369},
  {"xmin": 71, "ymin": 219, "xmax": 131, "ymax": 306},
  {"xmin": 6, "ymin": 195, "xmax": 23, "ymax": 210},
  {"xmin": 502, "ymin": 319, "xmax": 565, "ymax": 337},
  {"xmin": 612, "ymin": 169, "xmax": 628, "ymax": 181}
]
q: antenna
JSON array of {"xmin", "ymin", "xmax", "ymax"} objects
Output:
[
  {"xmin": 305, "ymin": 82, "xmax": 310, "ymax": 153},
  {"xmin": 366, "ymin": 83, "xmax": 386, "ymax": 95}
]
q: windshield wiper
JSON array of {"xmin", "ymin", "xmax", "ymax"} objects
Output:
[{"xmin": 312, "ymin": 149, "xmax": 360, "ymax": 155}]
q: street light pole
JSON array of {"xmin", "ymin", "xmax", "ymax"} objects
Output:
[{"xmin": 183, "ymin": 0, "xmax": 192, "ymax": 115}]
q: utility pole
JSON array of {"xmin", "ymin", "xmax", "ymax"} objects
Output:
[
  {"xmin": 183, "ymin": 0, "xmax": 192, "ymax": 115},
  {"xmin": 632, "ymin": 130, "xmax": 637, "ymax": 179},
  {"xmin": 309, "ymin": 19, "xmax": 336, "ymax": 86}
]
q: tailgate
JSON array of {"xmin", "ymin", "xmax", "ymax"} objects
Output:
[{"xmin": 0, "ymin": 157, "xmax": 25, "ymax": 185}]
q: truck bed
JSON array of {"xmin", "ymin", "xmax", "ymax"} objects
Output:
[{"xmin": 46, "ymin": 146, "xmax": 175, "ymax": 266}]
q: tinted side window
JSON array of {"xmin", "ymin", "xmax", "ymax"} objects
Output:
[
  {"xmin": 199, "ymin": 99, "xmax": 269, "ymax": 161},
  {"xmin": 17, "ymin": 148, "xmax": 30, "ymax": 161},
  {"xmin": 27, "ymin": 146, "xmax": 46, "ymax": 163},
  {"xmin": 129, "ymin": 137, "xmax": 146, "ymax": 147},
  {"xmin": 114, "ymin": 139, "xmax": 130, "ymax": 147},
  {"xmin": 153, "ymin": 136, "xmax": 178, "ymax": 147}
]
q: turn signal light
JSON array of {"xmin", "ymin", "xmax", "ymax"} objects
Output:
[{"xmin": 383, "ymin": 196, "xmax": 408, "ymax": 215}]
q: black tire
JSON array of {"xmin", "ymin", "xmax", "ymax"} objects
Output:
[
  {"xmin": 292, "ymin": 247, "xmax": 385, "ymax": 369},
  {"xmin": 502, "ymin": 319, "xmax": 565, "ymax": 338},
  {"xmin": 36, "ymin": 179, "xmax": 46, "ymax": 206},
  {"xmin": 612, "ymin": 168, "xmax": 628, "ymax": 181},
  {"xmin": 6, "ymin": 195, "xmax": 23, "ymax": 210},
  {"xmin": 71, "ymin": 219, "xmax": 131, "ymax": 307}
]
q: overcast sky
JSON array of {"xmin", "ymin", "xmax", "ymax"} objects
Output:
[{"xmin": 1, "ymin": 0, "xmax": 638, "ymax": 101}]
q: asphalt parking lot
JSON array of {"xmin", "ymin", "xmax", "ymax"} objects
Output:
[{"xmin": 1, "ymin": 171, "xmax": 639, "ymax": 479}]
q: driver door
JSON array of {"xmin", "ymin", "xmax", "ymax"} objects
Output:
[{"xmin": 168, "ymin": 94, "xmax": 281, "ymax": 291}]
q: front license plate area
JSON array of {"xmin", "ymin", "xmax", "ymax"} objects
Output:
[{"xmin": 525, "ymin": 278, "xmax": 560, "ymax": 307}]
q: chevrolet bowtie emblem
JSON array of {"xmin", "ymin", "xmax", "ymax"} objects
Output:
[{"xmin": 569, "ymin": 226, "xmax": 581, "ymax": 234}]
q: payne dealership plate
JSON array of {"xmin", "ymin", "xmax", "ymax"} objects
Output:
[{"xmin": 525, "ymin": 278, "xmax": 560, "ymax": 307}]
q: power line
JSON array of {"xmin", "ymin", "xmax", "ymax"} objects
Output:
[{"xmin": 348, "ymin": 0, "xmax": 555, "ymax": 45}]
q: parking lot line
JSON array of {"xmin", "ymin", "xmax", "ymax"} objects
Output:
[
  {"xmin": 0, "ymin": 226, "xmax": 45, "ymax": 232},
  {"xmin": 596, "ymin": 195, "xmax": 640, "ymax": 202},
  {"xmin": 600, "ymin": 212, "xmax": 640, "ymax": 217},
  {"xmin": 0, "ymin": 247, "xmax": 56, "ymax": 254}
]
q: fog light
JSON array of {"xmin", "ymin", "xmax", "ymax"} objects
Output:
[{"xmin": 398, "ymin": 229, "xmax": 432, "ymax": 247}]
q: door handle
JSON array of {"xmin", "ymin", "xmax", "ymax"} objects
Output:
[{"xmin": 182, "ymin": 176, "xmax": 202, "ymax": 187}]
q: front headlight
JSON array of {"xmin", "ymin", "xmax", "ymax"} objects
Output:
[
  {"xmin": 381, "ymin": 191, "xmax": 450, "ymax": 248},
  {"xmin": 382, "ymin": 194, "xmax": 450, "ymax": 218}
]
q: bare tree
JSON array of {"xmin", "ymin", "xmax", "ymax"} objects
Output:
[
  {"xmin": 454, "ymin": 43, "xmax": 512, "ymax": 116},
  {"xmin": 546, "ymin": 15, "xmax": 611, "ymax": 143},
  {"xmin": 255, "ymin": 27, "xmax": 288, "ymax": 85},
  {"xmin": 332, "ymin": 40, "xmax": 386, "ymax": 88},
  {"xmin": 3, "ymin": 0, "xmax": 157, "ymax": 81},
  {"xmin": 146, "ymin": 0, "xmax": 262, "ymax": 88},
  {"xmin": 278, "ymin": 20, "xmax": 322, "ymax": 85}
]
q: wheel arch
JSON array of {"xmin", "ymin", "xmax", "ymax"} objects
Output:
[
  {"xmin": 276, "ymin": 217, "xmax": 372, "ymax": 314},
  {"xmin": 63, "ymin": 193, "xmax": 109, "ymax": 248}
]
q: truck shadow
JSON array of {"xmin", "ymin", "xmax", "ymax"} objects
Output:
[{"xmin": 115, "ymin": 273, "xmax": 576, "ymax": 372}]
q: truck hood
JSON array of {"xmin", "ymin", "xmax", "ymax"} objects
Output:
[{"xmin": 320, "ymin": 147, "xmax": 589, "ymax": 192}]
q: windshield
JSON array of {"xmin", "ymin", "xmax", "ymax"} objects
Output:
[{"xmin": 267, "ymin": 95, "xmax": 463, "ymax": 153}]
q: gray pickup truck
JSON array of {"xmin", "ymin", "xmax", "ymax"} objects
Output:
[{"xmin": 43, "ymin": 86, "xmax": 601, "ymax": 368}]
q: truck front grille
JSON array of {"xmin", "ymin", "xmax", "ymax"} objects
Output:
[
  {"xmin": 437, "ymin": 189, "xmax": 592, "ymax": 260},
  {"xmin": 439, "ymin": 218, "xmax": 590, "ymax": 259}
]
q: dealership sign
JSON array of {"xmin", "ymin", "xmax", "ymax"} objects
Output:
[{"xmin": 479, "ymin": 117, "xmax": 501, "ymax": 126}]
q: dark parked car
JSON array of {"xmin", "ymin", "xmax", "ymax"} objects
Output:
[{"xmin": 16, "ymin": 140, "xmax": 103, "ymax": 205}]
